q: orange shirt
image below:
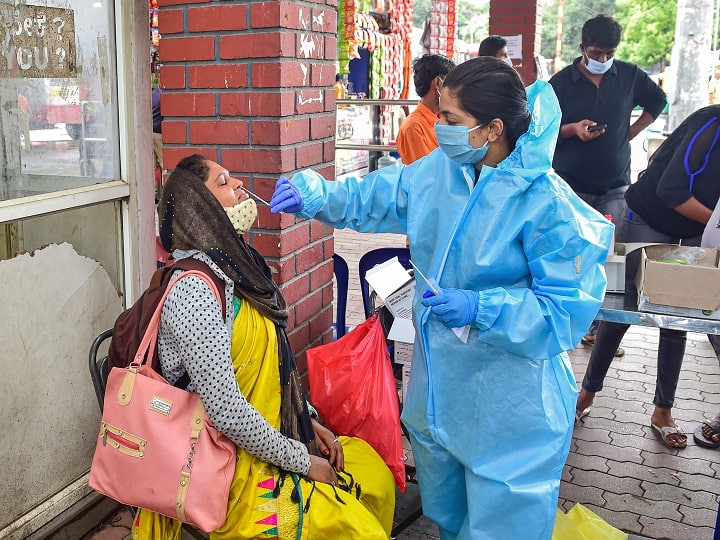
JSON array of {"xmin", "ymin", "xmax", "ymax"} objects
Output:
[
  {"xmin": 395, "ymin": 102, "xmax": 440, "ymax": 165},
  {"xmin": 18, "ymin": 93, "xmax": 29, "ymax": 113}
]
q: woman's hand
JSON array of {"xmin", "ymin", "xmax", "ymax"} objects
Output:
[
  {"xmin": 421, "ymin": 287, "xmax": 478, "ymax": 327},
  {"xmin": 307, "ymin": 455, "xmax": 338, "ymax": 485},
  {"xmin": 270, "ymin": 177, "xmax": 304, "ymax": 214},
  {"xmin": 312, "ymin": 419, "xmax": 345, "ymax": 471}
]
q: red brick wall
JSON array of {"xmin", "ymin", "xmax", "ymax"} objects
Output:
[
  {"xmin": 157, "ymin": 0, "xmax": 338, "ymax": 369},
  {"xmin": 489, "ymin": 0, "xmax": 542, "ymax": 84}
]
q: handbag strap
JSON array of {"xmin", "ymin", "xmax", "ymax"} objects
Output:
[{"xmin": 132, "ymin": 269, "xmax": 223, "ymax": 369}]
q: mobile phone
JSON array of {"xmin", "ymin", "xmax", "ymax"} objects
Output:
[{"xmin": 588, "ymin": 123, "xmax": 607, "ymax": 132}]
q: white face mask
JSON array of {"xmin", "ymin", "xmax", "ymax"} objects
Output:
[
  {"xmin": 585, "ymin": 54, "xmax": 613, "ymax": 75},
  {"xmin": 224, "ymin": 198, "xmax": 257, "ymax": 235}
]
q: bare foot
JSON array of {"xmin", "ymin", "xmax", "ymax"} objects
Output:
[{"xmin": 576, "ymin": 388, "xmax": 594, "ymax": 413}]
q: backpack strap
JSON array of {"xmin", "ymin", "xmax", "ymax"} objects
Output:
[
  {"xmin": 134, "ymin": 270, "xmax": 223, "ymax": 391},
  {"xmin": 171, "ymin": 257, "xmax": 228, "ymax": 315}
]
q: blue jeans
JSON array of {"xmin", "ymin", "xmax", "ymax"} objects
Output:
[
  {"xmin": 577, "ymin": 186, "xmax": 627, "ymax": 336},
  {"xmin": 582, "ymin": 207, "xmax": 701, "ymax": 409}
]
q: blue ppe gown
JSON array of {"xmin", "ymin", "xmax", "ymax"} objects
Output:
[{"xmin": 291, "ymin": 80, "xmax": 614, "ymax": 539}]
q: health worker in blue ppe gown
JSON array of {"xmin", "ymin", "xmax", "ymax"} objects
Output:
[{"xmin": 270, "ymin": 57, "xmax": 613, "ymax": 540}]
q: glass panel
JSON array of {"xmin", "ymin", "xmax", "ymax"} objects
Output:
[
  {"xmin": 0, "ymin": 200, "xmax": 123, "ymax": 290},
  {"xmin": 0, "ymin": 0, "xmax": 119, "ymax": 201},
  {"xmin": 335, "ymin": 100, "xmax": 415, "ymax": 176},
  {"xmin": 336, "ymin": 103, "xmax": 371, "ymax": 176}
]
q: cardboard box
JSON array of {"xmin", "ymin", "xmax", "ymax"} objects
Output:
[
  {"xmin": 636, "ymin": 244, "xmax": 720, "ymax": 319},
  {"xmin": 605, "ymin": 243, "xmax": 626, "ymax": 293}
]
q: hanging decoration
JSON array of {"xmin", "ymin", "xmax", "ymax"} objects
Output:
[
  {"xmin": 389, "ymin": 0, "xmax": 413, "ymax": 99},
  {"xmin": 337, "ymin": 0, "xmax": 413, "ymax": 98},
  {"xmin": 149, "ymin": 0, "xmax": 160, "ymax": 47},
  {"xmin": 428, "ymin": 0, "xmax": 457, "ymax": 59}
]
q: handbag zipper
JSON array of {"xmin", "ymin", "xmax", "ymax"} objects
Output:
[{"xmin": 100, "ymin": 422, "xmax": 146, "ymax": 457}]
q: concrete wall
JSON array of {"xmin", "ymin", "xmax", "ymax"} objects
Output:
[{"xmin": 0, "ymin": 243, "xmax": 122, "ymax": 538}]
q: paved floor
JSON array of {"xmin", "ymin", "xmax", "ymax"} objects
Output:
[{"xmin": 81, "ymin": 227, "xmax": 719, "ymax": 540}]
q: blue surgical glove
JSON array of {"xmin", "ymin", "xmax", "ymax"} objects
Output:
[
  {"xmin": 421, "ymin": 288, "xmax": 478, "ymax": 328},
  {"xmin": 270, "ymin": 177, "xmax": 304, "ymax": 214}
]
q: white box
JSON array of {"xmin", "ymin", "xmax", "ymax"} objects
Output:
[{"xmin": 605, "ymin": 243, "xmax": 626, "ymax": 293}]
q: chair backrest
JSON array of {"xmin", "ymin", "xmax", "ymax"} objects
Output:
[
  {"xmin": 333, "ymin": 253, "xmax": 349, "ymax": 339},
  {"xmin": 358, "ymin": 247, "xmax": 412, "ymax": 319},
  {"xmin": 89, "ymin": 328, "xmax": 113, "ymax": 411}
]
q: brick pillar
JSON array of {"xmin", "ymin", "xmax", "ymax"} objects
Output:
[
  {"xmin": 488, "ymin": 0, "xmax": 542, "ymax": 84},
  {"xmin": 158, "ymin": 0, "xmax": 338, "ymax": 371}
]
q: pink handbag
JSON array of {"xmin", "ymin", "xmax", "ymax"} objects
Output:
[{"xmin": 89, "ymin": 270, "xmax": 237, "ymax": 532}]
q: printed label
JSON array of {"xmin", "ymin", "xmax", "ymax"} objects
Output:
[{"xmin": 149, "ymin": 396, "xmax": 172, "ymax": 415}]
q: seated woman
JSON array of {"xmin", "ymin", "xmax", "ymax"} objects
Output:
[{"xmin": 132, "ymin": 154, "xmax": 395, "ymax": 539}]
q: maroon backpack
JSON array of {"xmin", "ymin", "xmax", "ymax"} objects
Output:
[{"xmin": 107, "ymin": 257, "xmax": 226, "ymax": 380}]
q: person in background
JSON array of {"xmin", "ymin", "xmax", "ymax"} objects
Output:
[
  {"xmin": 708, "ymin": 66, "xmax": 720, "ymax": 105},
  {"xmin": 576, "ymin": 105, "xmax": 720, "ymax": 449},
  {"xmin": 478, "ymin": 35, "xmax": 512, "ymax": 66},
  {"xmin": 132, "ymin": 154, "xmax": 395, "ymax": 538},
  {"xmin": 693, "ymin": 161, "xmax": 720, "ymax": 449},
  {"xmin": 549, "ymin": 14, "xmax": 666, "ymax": 350},
  {"xmin": 270, "ymin": 57, "xmax": 612, "ymax": 539},
  {"xmin": 18, "ymin": 90, "xmax": 31, "ymax": 151},
  {"xmin": 395, "ymin": 54, "xmax": 455, "ymax": 165}
]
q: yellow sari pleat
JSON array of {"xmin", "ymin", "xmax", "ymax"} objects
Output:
[{"xmin": 133, "ymin": 302, "xmax": 394, "ymax": 539}]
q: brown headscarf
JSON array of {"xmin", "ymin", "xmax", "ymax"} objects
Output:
[
  {"xmin": 158, "ymin": 158, "xmax": 316, "ymax": 450},
  {"xmin": 158, "ymin": 164, "xmax": 287, "ymax": 322}
]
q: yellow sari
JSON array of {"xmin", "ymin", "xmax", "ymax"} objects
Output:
[{"xmin": 133, "ymin": 302, "xmax": 395, "ymax": 539}]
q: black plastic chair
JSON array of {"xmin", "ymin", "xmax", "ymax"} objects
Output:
[
  {"xmin": 356, "ymin": 248, "xmax": 423, "ymax": 536},
  {"xmin": 333, "ymin": 253, "xmax": 350, "ymax": 339},
  {"xmin": 358, "ymin": 247, "xmax": 412, "ymax": 319},
  {"xmin": 89, "ymin": 328, "xmax": 113, "ymax": 412}
]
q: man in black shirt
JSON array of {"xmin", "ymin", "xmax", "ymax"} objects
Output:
[{"xmin": 550, "ymin": 14, "xmax": 666, "ymax": 347}]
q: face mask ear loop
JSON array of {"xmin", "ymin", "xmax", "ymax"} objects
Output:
[{"xmin": 683, "ymin": 117, "xmax": 720, "ymax": 192}]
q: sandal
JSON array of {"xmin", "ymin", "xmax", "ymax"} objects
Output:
[
  {"xmin": 575, "ymin": 407, "xmax": 590, "ymax": 424},
  {"xmin": 580, "ymin": 335, "xmax": 596, "ymax": 346},
  {"xmin": 692, "ymin": 417, "xmax": 720, "ymax": 448},
  {"xmin": 651, "ymin": 423, "xmax": 688, "ymax": 449}
]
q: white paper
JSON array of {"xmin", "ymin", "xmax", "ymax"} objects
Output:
[
  {"xmin": 504, "ymin": 34, "xmax": 522, "ymax": 59},
  {"xmin": 385, "ymin": 280, "xmax": 415, "ymax": 319},
  {"xmin": 365, "ymin": 257, "xmax": 413, "ymax": 301},
  {"xmin": 388, "ymin": 317, "xmax": 415, "ymax": 343},
  {"xmin": 452, "ymin": 325, "xmax": 470, "ymax": 343}
]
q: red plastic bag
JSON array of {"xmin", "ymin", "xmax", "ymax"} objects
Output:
[{"xmin": 307, "ymin": 315, "xmax": 406, "ymax": 492}]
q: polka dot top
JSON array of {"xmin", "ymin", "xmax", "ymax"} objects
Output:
[{"xmin": 157, "ymin": 250, "xmax": 311, "ymax": 475}]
